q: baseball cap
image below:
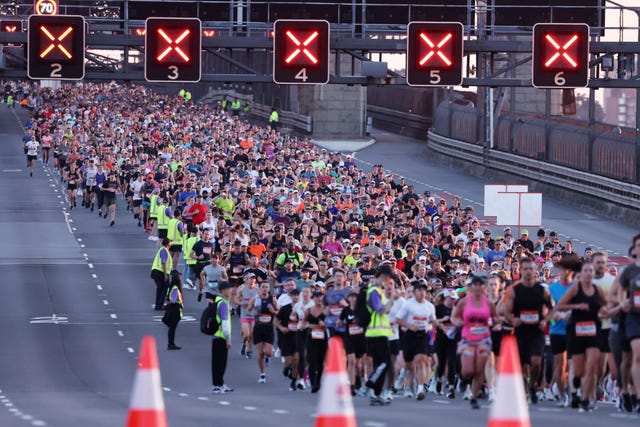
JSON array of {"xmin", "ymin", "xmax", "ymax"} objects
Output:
[
  {"xmin": 521, "ymin": 229, "xmax": 529, "ymax": 235},
  {"xmin": 428, "ymin": 197, "xmax": 435, "ymax": 202},
  {"xmin": 244, "ymin": 272, "xmax": 256, "ymax": 279},
  {"xmin": 443, "ymin": 289, "xmax": 459, "ymax": 300}
]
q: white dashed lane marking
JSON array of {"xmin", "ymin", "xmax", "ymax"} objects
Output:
[{"xmin": 127, "ymin": 347, "xmax": 134, "ymax": 353}]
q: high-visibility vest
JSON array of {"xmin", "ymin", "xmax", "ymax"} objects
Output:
[
  {"xmin": 214, "ymin": 296, "xmax": 231, "ymax": 339},
  {"xmin": 149, "ymin": 194, "xmax": 159, "ymax": 219},
  {"xmin": 157, "ymin": 204, "xmax": 169, "ymax": 230},
  {"xmin": 167, "ymin": 218, "xmax": 183, "ymax": 242},
  {"xmin": 365, "ymin": 286, "xmax": 392, "ymax": 338},
  {"xmin": 183, "ymin": 236, "xmax": 199, "ymax": 265},
  {"xmin": 166, "ymin": 285, "xmax": 183, "ymax": 318},
  {"xmin": 269, "ymin": 110, "xmax": 279, "ymax": 122},
  {"xmin": 179, "ymin": 89, "xmax": 185, "ymax": 98},
  {"xmin": 151, "ymin": 247, "xmax": 173, "ymax": 273}
]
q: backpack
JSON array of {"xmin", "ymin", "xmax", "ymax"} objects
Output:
[
  {"xmin": 355, "ymin": 285, "xmax": 371, "ymax": 329},
  {"xmin": 200, "ymin": 298, "xmax": 220, "ymax": 335}
]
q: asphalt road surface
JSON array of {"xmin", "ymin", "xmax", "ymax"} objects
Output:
[{"xmin": 0, "ymin": 103, "xmax": 637, "ymax": 427}]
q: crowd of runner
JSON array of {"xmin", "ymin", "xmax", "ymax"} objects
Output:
[{"xmin": 9, "ymin": 79, "xmax": 640, "ymax": 413}]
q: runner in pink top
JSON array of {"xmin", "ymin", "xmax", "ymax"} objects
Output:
[{"xmin": 452, "ymin": 273, "xmax": 499, "ymax": 409}]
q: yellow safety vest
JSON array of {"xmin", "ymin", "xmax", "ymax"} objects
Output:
[
  {"xmin": 365, "ymin": 286, "xmax": 392, "ymax": 338},
  {"xmin": 183, "ymin": 236, "xmax": 199, "ymax": 265},
  {"xmin": 167, "ymin": 218, "xmax": 183, "ymax": 242},
  {"xmin": 151, "ymin": 247, "xmax": 173, "ymax": 273},
  {"xmin": 214, "ymin": 296, "xmax": 232, "ymax": 339},
  {"xmin": 166, "ymin": 285, "xmax": 183, "ymax": 318},
  {"xmin": 150, "ymin": 194, "xmax": 159, "ymax": 219},
  {"xmin": 157, "ymin": 204, "xmax": 169, "ymax": 230},
  {"xmin": 269, "ymin": 111, "xmax": 279, "ymax": 122}
]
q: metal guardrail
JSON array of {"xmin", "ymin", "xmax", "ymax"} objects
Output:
[
  {"xmin": 367, "ymin": 105, "xmax": 431, "ymax": 139},
  {"xmin": 428, "ymin": 130, "xmax": 640, "ymax": 208}
]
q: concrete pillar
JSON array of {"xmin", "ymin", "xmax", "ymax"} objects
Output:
[{"xmin": 291, "ymin": 53, "xmax": 366, "ymax": 139}]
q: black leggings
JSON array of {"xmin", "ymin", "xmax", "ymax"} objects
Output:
[
  {"xmin": 435, "ymin": 336, "xmax": 458, "ymax": 385},
  {"xmin": 306, "ymin": 335, "xmax": 327, "ymax": 389},
  {"xmin": 366, "ymin": 336, "xmax": 392, "ymax": 396}
]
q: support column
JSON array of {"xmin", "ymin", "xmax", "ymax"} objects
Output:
[{"xmin": 292, "ymin": 53, "xmax": 366, "ymax": 139}]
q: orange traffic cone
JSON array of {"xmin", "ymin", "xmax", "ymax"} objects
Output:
[
  {"xmin": 488, "ymin": 335, "xmax": 530, "ymax": 427},
  {"xmin": 315, "ymin": 337, "xmax": 357, "ymax": 427},
  {"xmin": 126, "ymin": 336, "xmax": 168, "ymax": 427}
]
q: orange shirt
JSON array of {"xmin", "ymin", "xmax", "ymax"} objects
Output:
[{"xmin": 248, "ymin": 242, "xmax": 267, "ymax": 259}]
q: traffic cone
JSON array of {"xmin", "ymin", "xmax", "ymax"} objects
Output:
[
  {"xmin": 487, "ymin": 335, "xmax": 530, "ymax": 427},
  {"xmin": 126, "ymin": 336, "xmax": 168, "ymax": 427},
  {"xmin": 315, "ymin": 337, "xmax": 357, "ymax": 427}
]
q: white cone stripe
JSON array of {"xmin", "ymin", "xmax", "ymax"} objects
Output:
[
  {"xmin": 129, "ymin": 369, "xmax": 165, "ymax": 410},
  {"xmin": 317, "ymin": 372, "xmax": 355, "ymax": 416},
  {"xmin": 489, "ymin": 373, "xmax": 529, "ymax": 420}
]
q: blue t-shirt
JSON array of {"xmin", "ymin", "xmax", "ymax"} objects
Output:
[
  {"xmin": 323, "ymin": 287, "xmax": 350, "ymax": 332},
  {"xmin": 548, "ymin": 280, "xmax": 573, "ymax": 335}
]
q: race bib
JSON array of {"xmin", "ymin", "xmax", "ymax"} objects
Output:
[
  {"xmin": 413, "ymin": 316, "xmax": 427, "ymax": 329},
  {"xmin": 349, "ymin": 325, "xmax": 364, "ymax": 335},
  {"xmin": 443, "ymin": 323, "xmax": 457, "ymax": 338},
  {"xmin": 520, "ymin": 311, "xmax": 539, "ymax": 324},
  {"xmin": 575, "ymin": 321, "xmax": 597, "ymax": 337},
  {"xmin": 311, "ymin": 328, "xmax": 325, "ymax": 340},
  {"xmin": 470, "ymin": 325, "xmax": 489, "ymax": 336},
  {"xmin": 232, "ymin": 266, "xmax": 243, "ymax": 273},
  {"xmin": 288, "ymin": 323, "xmax": 298, "ymax": 331},
  {"xmin": 634, "ymin": 292, "xmax": 640, "ymax": 308},
  {"xmin": 259, "ymin": 314, "xmax": 271, "ymax": 323},
  {"xmin": 329, "ymin": 306, "xmax": 342, "ymax": 316},
  {"xmin": 202, "ymin": 246, "xmax": 212, "ymax": 255}
]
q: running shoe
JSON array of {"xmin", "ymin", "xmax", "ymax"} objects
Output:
[
  {"xmin": 428, "ymin": 380, "xmax": 438, "ymax": 394},
  {"xmin": 571, "ymin": 393, "xmax": 580, "ymax": 409},
  {"xmin": 245, "ymin": 351, "xmax": 253, "ymax": 359},
  {"xmin": 297, "ymin": 379, "xmax": 307, "ymax": 390},
  {"xmin": 488, "ymin": 388, "xmax": 496, "ymax": 403},
  {"xmin": 622, "ymin": 393, "xmax": 633, "ymax": 412},
  {"xmin": 578, "ymin": 401, "xmax": 592, "ymax": 413},
  {"xmin": 470, "ymin": 399, "xmax": 480, "ymax": 410},
  {"xmin": 382, "ymin": 389, "xmax": 394, "ymax": 402},
  {"xmin": 463, "ymin": 388, "xmax": 472, "ymax": 400},
  {"xmin": 416, "ymin": 388, "xmax": 426, "ymax": 401},
  {"xmin": 403, "ymin": 387, "xmax": 414, "ymax": 399},
  {"xmin": 274, "ymin": 348, "xmax": 281, "ymax": 358},
  {"xmin": 446, "ymin": 386, "xmax": 456, "ymax": 399},
  {"xmin": 530, "ymin": 387, "xmax": 539, "ymax": 405},
  {"xmin": 357, "ymin": 386, "xmax": 368, "ymax": 397},
  {"xmin": 393, "ymin": 368, "xmax": 406, "ymax": 392},
  {"xmin": 543, "ymin": 388, "xmax": 554, "ymax": 401},
  {"xmin": 212, "ymin": 386, "xmax": 222, "ymax": 394},
  {"xmin": 219, "ymin": 385, "xmax": 234, "ymax": 393},
  {"xmin": 558, "ymin": 394, "xmax": 570, "ymax": 408},
  {"xmin": 258, "ymin": 374, "xmax": 266, "ymax": 384},
  {"xmin": 240, "ymin": 343, "xmax": 246, "ymax": 356}
]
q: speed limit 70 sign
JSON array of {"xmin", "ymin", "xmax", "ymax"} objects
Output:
[{"xmin": 35, "ymin": 0, "xmax": 58, "ymax": 15}]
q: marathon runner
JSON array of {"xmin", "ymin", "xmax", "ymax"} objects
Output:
[{"xmin": 247, "ymin": 281, "xmax": 279, "ymax": 384}]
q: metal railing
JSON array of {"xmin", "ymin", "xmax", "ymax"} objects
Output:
[{"xmin": 428, "ymin": 130, "xmax": 640, "ymax": 208}]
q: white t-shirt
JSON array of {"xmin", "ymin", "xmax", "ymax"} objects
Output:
[
  {"xmin": 130, "ymin": 180, "xmax": 143, "ymax": 200},
  {"xmin": 593, "ymin": 273, "xmax": 615, "ymax": 329},
  {"xmin": 397, "ymin": 298, "xmax": 437, "ymax": 332},
  {"xmin": 388, "ymin": 297, "xmax": 405, "ymax": 341},
  {"xmin": 26, "ymin": 140, "xmax": 39, "ymax": 156}
]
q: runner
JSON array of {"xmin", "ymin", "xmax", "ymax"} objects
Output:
[
  {"xmin": 100, "ymin": 172, "xmax": 118, "ymax": 226},
  {"xmin": 451, "ymin": 273, "xmax": 499, "ymax": 409},
  {"xmin": 434, "ymin": 289, "xmax": 460, "ymax": 399},
  {"xmin": 617, "ymin": 234, "xmax": 640, "ymax": 413},
  {"xmin": 302, "ymin": 290, "xmax": 327, "ymax": 393},
  {"xmin": 340, "ymin": 291, "xmax": 368, "ymax": 396},
  {"xmin": 396, "ymin": 281, "xmax": 439, "ymax": 401},
  {"xmin": 548, "ymin": 255, "xmax": 581, "ymax": 407},
  {"xmin": 275, "ymin": 288, "xmax": 301, "ymax": 391},
  {"xmin": 293, "ymin": 286, "xmax": 313, "ymax": 390},
  {"xmin": 504, "ymin": 257, "xmax": 554, "ymax": 404},
  {"xmin": 235, "ymin": 272, "xmax": 258, "ymax": 358},
  {"xmin": 556, "ymin": 261, "xmax": 606, "ymax": 412},
  {"xmin": 25, "ymin": 135, "xmax": 39, "ymax": 177},
  {"xmin": 247, "ymin": 281, "xmax": 279, "ymax": 384}
]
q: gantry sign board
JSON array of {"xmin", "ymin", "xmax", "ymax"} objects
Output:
[{"xmin": 484, "ymin": 184, "xmax": 542, "ymax": 227}]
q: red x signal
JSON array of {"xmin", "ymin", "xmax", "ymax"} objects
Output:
[
  {"xmin": 156, "ymin": 28, "xmax": 190, "ymax": 62},
  {"xmin": 418, "ymin": 32, "xmax": 453, "ymax": 67},
  {"xmin": 284, "ymin": 30, "xmax": 319, "ymax": 64},
  {"xmin": 39, "ymin": 25, "xmax": 73, "ymax": 59},
  {"xmin": 544, "ymin": 34, "xmax": 578, "ymax": 68}
]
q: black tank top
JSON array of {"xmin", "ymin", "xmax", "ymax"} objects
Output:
[
  {"xmin": 513, "ymin": 282, "xmax": 545, "ymax": 331},
  {"xmin": 306, "ymin": 309, "xmax": 325, "ymax": 326},
  {"xmin": 255, "ymin": 294, "xmax": 274, "ymax": 326},
  {"xmin": 569, "ymin": 282, "xmax": 602, "ymax": 328},
  {"xmin": 271, "ymin": 235, "xmax": 285, "ymax": 252}
]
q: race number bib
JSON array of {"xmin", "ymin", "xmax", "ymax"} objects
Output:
[
  {"xmin": 470, "ymin": 325, "xmax": 489, "ymax": 336},
  {"xmin": 413, "ymin": 316, "xmax": 427, "ymax": 329},
  {"xmin": 329, "ymin": 306, "xmax": 342, "ymax": 316},
  {"xmin": 288, "ymin": 323, "xmax": 298, "ymax": 331},
  {"xmin": 311, "ymin": 328, "xmax": 325, "ymax": 340},
  {"xmin": 575, "ymin": 321, "xmax": 597, "ymax": 337},
  {"xmin": 348, "ymin": 325, "xmax": 364, "ymax": 335},
  {"xmin": 634, "ymin": 291, "xmax": 640, "ymax": 308},
  {"xmin": 520, "ymin": 311, "xmax": 539, "ymax": 324},
  {"xmin": 259, "ymin": 314, "xmax": 271, "ymax": 323}
]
